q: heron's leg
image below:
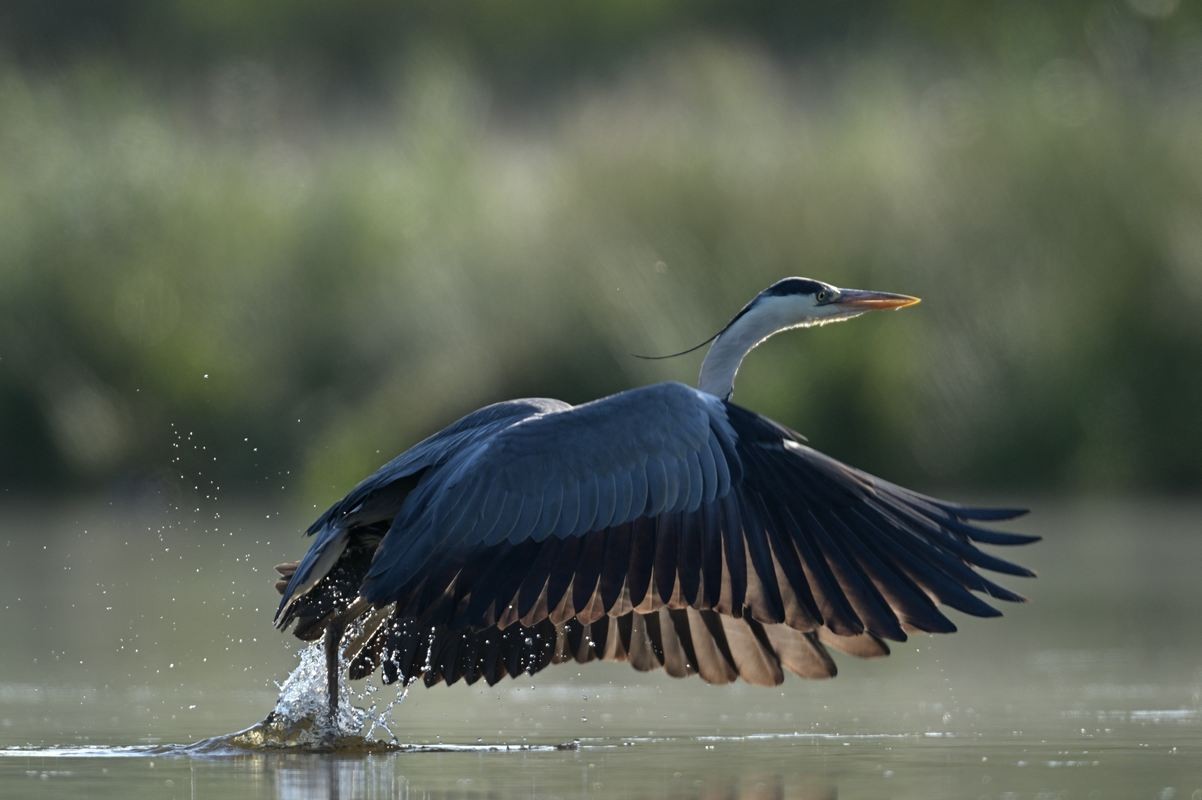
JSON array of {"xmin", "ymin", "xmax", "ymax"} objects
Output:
[
  {"xmin": 323, "ymin": 596, "xmax": 373, "ymax": 725},
  {"xmin": 324, "ymin": 617, "xmax": 347, "ymax": 720}
]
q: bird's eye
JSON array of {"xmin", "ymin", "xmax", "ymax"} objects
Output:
[{"xmin": 816, "ymin": 290, "xmax": 829, "ymax": 303}]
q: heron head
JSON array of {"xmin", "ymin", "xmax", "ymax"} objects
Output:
[
  {"xmin": 750, "ymin": 277, "xmax": 921, "ymax": 330},
  {"xmin": 635, "ymin": 277, "xmax": 921, "ymax": 396},
  {"xmin": 688, "ymin": 276, "xmax": 921, "ymax": 398}
]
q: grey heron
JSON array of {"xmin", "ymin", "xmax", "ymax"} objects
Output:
[{"xmin": 273, "ymin": 277, "xmax": 1035, "ymax": 720}]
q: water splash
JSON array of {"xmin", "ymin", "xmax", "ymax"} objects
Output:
[
  {"xmin": 213, "ymin": 642, "xmax": 403, "ymax": 751},
  {"xmin": 194, "ymin": 639, "xmax": 584, "ymax": 754}
]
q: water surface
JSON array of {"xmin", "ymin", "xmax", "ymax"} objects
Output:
[{"xmin": 1, "ymin": 498, "xmax": 1198, "ymax": 798}]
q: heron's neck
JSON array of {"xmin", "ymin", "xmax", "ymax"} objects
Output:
[{"xmin": 698, "ymin": 300, "xmax": 799, "ymax": 400}]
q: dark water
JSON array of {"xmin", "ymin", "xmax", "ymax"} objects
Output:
[{"xmin": 0, "ymin": 499, "xmax": 1199, "ymax": 798}]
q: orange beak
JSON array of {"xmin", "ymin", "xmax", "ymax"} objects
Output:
[{"xmin": 834, "ymin": 289, "xmax": 922, "ymax": 310}]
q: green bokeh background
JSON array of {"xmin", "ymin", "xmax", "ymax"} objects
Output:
[{"xmin": 2, "ymin": 1, "xmax": 1200, "ymax": 506}]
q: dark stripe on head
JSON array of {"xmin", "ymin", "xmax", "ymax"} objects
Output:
[{"xmin": 764, "ymin": 278, "xmax": 824, "ymax": 297}]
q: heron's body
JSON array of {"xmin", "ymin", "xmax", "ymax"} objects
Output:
[{"xmin": 273, "ymin": 278, "xmax": 1035, "ymax": 713}]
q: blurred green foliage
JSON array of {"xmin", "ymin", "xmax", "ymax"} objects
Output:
[{"xmin": 1, "ymin": 2, "xmax": 1200, "ymax": 502}]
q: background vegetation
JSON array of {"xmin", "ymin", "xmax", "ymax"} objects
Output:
[{"xmin": 2, "ymin": 1, "xmax": 1200, "ymax": 507}]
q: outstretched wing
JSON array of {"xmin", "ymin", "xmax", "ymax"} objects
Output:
[{"xmin": 359, "ymin": 381, "xmax": 1036, "ymax": 655}]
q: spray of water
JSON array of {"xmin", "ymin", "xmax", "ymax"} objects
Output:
[
  {"xmin": 220, "ymin": 640, "xmax": 410, "ymax": 752},
  {"xmin": 204, "ymin": 620, "xmax": 581, "ymax": 753}
]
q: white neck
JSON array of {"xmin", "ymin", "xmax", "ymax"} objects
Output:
[{"xmin": 698, "ymin": 295, "xmax": 807, "ymax": 400}]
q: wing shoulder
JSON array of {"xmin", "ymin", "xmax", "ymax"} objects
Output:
[{"xmin": 486, "ymin": 382, "xmax": 729, "ymax": 484}]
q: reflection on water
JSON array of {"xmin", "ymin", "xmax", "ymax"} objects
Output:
[
  {"xmin": 0, "ymin": 739, "xmax": 844, "ymax": 799},
  {"xmin": 266, "ymin": 757, "xmax": 837, "ymax": 800},
  {"xmin": 0, "ymin": 499, "xmax": 1200, "ymax": 799},
  {"xmin": 272, "ymin": 757, "xmax": 399, "ymax": 800}
]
